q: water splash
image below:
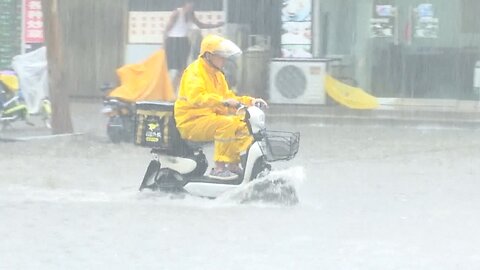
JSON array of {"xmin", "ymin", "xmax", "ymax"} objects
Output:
[{"xmin": 216, "ymin": 166, "xmax": 305, "ymax": 206}]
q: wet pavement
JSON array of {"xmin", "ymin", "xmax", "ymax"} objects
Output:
[{"xmin": 1, "ymin": 97, "xmax": 479, "ymax": 141}]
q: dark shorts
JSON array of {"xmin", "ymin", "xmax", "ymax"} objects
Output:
[{"xmin": 165, "ymin": 37, "xmax": 191, "ymax": 71}]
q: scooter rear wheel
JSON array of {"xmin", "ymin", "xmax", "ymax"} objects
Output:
[{"xmin": 154, "ymin": 168, "xmax": 188, "ymax": 193}]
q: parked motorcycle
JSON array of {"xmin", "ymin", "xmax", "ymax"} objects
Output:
[
  {"xmin": 100, "ymin": 83, "xmax": 135, "ymax": 143},
  {"xmin": 0, "ymin": 71, "xmax": 51, "ymax": 130}
]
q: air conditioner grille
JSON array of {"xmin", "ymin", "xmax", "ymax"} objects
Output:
[{"xmin": 274, "ymin": 65, "xmax": 306, "ymax": 99}]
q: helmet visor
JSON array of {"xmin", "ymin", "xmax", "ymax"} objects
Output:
[{"xmin": 212, "ymin": 39, "xmax": 242, "ymax": 59}]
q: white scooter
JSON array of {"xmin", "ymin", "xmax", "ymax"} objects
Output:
[{"xmin": 136, "ymin": 101, "xmax": 300, "ymax": 202}]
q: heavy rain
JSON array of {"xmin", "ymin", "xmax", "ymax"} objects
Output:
[{"xmin": 1, "ymin": 0, "xmax": 480, "ymax": 269}]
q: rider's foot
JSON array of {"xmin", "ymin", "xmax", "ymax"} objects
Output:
[
  {"xmin": 208, "ymin": 168, "xmax": 238, "ymax": 180},
  {"xmin": 228, "ymin": 164, "xmax": 243, "ymax": 175}
]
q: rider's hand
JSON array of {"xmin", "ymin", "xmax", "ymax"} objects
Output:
[
  {"xmin": 223, "ymin": 98, "xmax": 240, "ymax": 108},
  {"xmin": 252, "ymin": 98, "xmax": 268, "ymax": 108}
]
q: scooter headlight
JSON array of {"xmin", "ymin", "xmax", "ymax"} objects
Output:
[{"xmin": 246, "ymin": 106, "xmax": 265, "ymax": 134}]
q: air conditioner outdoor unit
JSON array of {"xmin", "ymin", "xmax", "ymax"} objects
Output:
[{"xmin": 269, "ymin": 59, "xmax": 326, "ymax": 104}]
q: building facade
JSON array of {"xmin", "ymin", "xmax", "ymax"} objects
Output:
[
  {"xmin": 318, "ymin": 0, "xmax": 480, "ymax": 100},
  {"xmin": 2, "ymin": 0, "xmax": 479, "ymax": 100}
]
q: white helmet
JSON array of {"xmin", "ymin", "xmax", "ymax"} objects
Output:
[{"xmin": 200, "ymin": 35, "xmax": 242, "ymax": 58}]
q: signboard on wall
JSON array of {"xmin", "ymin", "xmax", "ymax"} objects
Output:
[
  {"xmin": 370, "ymin": 4, "xmax": 395, "ymax": 38},
  {"xmin": 280, "ymin": 0, "xmax": 312, "ymax": 58},
  {"xmin": 24, "ymin": 0, "xmax": 44, "ymax": 44},
  {"xmin": 128, "ymin": 11, "xmax": 224, "ymax": 44},
  {"xmin": 0, "ymin": 0, "xmax": 22, "ymax": 69},
  {"xmin": 413, "ymin": 3, "xmax": 439, "ymax": 39}
]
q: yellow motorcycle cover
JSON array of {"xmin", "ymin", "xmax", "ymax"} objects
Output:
[
  {"xmin": 0, "ymin": 73, "xmax": 19, "ymax": 92},
  {"xmin": 324, "ymin": 74, "xmax": 379, "ymax": 109},
  {"xmin": 108, "ymin": 49, "xmax": 175, "ymax": 102}
]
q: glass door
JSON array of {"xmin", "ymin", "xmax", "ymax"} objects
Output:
[{"xmin": 369, "ymin": 0, "xmax": 480, "ymax": 100}]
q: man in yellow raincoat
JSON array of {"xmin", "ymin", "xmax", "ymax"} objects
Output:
[{"xmin": 174, "ymin": 35, "xmax": 268, "ymax": 180}]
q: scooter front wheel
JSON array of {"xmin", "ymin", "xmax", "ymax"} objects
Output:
[{"xmin": 250, "ymin": 158, "xmax": 271, "ymax": 181}]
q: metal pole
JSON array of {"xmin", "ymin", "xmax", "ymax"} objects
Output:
[
  {"xmin": 393, "ymin": 5, "xmax": 399, "ymax": 46},
  {"xmin": 312, "ymin": 0, "xmax": 321, "ymax": 58},
  {"xmin": 21, "ymin": 0, "xmax": 26, "ymax": 53},
  {"xmin": 223, "ymin": 0, "xmax": 228, "ymax": 23}
]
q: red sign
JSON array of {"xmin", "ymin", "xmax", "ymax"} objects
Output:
[{"xmin": 24, "ymin": 0, "xmax": 44, "ymax": 43}]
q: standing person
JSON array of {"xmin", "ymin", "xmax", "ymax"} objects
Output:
[
  {"xmin": 174, "ymin": 35, "xmax": 268, "ymax": 180},
  {"xmin": 164, "ymin": 0, "xmax": 224, "ymax": 92}
]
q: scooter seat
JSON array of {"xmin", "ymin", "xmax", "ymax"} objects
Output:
[{"xmin": 185, "ymin": 140, "xmax": 211, "ymax": 150}]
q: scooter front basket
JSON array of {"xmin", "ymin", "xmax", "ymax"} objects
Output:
[{"xmin": 260, "ymin": 131, "xmax": 300, "ymax": 162}]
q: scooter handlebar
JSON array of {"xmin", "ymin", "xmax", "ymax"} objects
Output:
[{"xmin": 222, "ymin": 100, "xmax": 266, "ymax": 110}]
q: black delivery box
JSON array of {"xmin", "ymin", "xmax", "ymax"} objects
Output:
[{"xmin": 134, "ymin": 101, "xmax": 179, "ymax": 150}]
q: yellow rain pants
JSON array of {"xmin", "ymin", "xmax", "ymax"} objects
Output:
[{"xmin": 174, "ymin": 57, "xmax": 254, "ymax": 163}]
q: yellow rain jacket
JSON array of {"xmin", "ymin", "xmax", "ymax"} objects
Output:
[{"xmin": 175, "ymin": 57, "xmax": 254, "ymax": 163}]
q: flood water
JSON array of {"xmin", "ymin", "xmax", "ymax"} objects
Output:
[{"xmin": 1, "ymin": 101, "xmax": 480, "ymax": 269}]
